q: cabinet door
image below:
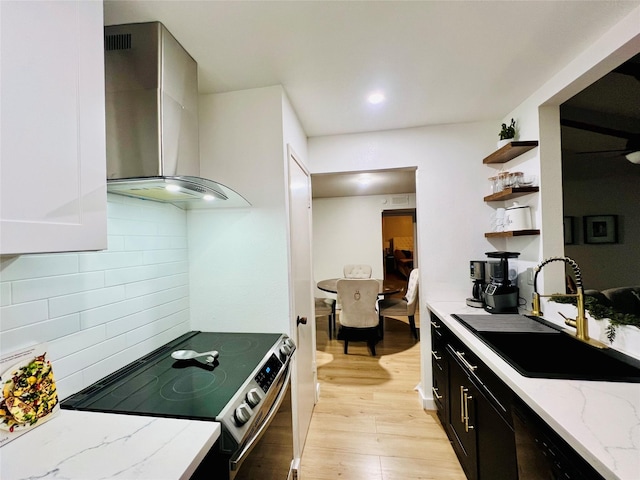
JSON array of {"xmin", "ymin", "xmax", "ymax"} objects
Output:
[
  {"xmin": 448, "ymin": 350, "xmax": 478, "ymax": 480},
  {"xmin": 431, "ymin": 320, "xmax": 449, "ymax": 425},
  {"xmin": 1, "ymin": 0, "xmax": 107, "ymax": 254},
  {"xmin": 475, "ymin": 384, "xmax": 517, "ymax": 479}
]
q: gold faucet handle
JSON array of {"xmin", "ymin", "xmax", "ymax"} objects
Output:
[{"xmin": 558, "ymin": 311, "xmax": 577, "ymax": 328}]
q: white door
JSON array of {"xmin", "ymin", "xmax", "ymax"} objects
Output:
[{"xmin": 287, "ymin": 146, "xmax": 315, "ymax": 462}]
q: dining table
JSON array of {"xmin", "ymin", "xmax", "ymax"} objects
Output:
[{"xmin": 316, "ymin": 278, "xmax": 404, "ymax": 296}]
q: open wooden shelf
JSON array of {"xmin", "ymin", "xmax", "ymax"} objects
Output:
[
  {"xmin": 483, "ymin": 141, "xmax": 539, "ymax": 164},
  {"xmin": 484, "ymin": 186, "xmax": 539, "ymax": 202},
  {"xmin": 485, "ymin": 229, "xmax": 540, "ymax": 238}
]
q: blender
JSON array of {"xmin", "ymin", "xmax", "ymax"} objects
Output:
[{"xmin": 483, "ymin": 251, "xmax": 520, "ymax": 314}]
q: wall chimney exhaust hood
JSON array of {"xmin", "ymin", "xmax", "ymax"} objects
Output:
[{"xmin": 104, "ymin": 22, "xmax": 249, "ymax": 209}]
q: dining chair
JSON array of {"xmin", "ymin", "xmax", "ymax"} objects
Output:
[
  {"xmin": 315, "ymin": 296, "xmax": 337, "ymax": 339},
  {"xmin": 378, "ymin": 268, "xmax": 419, "ymax": 339},
  {"xmin": 343, "ymin": 264, "xmax": 372, "ymax": 278},
  {"xmin": 336, "ymin": 278, "xmax": 380, "ymax": 355}
]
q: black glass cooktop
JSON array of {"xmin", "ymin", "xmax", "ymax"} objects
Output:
[{"xmin": 61, "ymin": 331, "xmax": 282, "ymax": 420}]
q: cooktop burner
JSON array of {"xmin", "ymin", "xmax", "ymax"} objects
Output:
[{"xmin": 61, "ymin": 331, "xmax": 282, "ymax": 420}]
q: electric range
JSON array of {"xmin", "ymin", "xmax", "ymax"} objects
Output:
[{"xmin": 61, "ymin": 331, "xmax": 296, "ymax": 478}]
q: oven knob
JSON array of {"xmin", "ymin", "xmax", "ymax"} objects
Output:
[
  {"xmin": 234, "ymin": 403, "xmax": 252, "ymax": 425},
  {"xmin": 279, "ymin": 344, "xmax": 292, "ymax": 359},
  {"xmin": 246, "ymin": 388, "xmax": 261, "ymax": 407}
]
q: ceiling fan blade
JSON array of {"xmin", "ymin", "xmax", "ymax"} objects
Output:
[{"xmin": 574, "ymin": 148, "xmax": 632, "ymax": 155}]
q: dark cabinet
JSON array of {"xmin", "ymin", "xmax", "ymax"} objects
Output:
[
  {"xmin": 430, "ymin": 316, "xmax": 449, "ymax": 426},
  {"xmin": 431, "ymin": 312, "xmax": 517, "ymax": 480}
]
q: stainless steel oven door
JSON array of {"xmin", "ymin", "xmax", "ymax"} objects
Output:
[{"xmin": 230, "ymin": 363, "xmax": 294, "ymax": 480}]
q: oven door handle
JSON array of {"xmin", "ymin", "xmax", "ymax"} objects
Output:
[{"xmin": 229, "ymin": 360, "xmax": 292, "ymax": 472}]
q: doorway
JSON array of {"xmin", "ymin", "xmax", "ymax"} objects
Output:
[{"xmin": 382, "ymin": 209, "xmax": 417, "ymax": 289}]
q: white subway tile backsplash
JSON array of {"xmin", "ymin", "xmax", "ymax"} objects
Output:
[
  {"xmin": 49, "ymin": 285, "xmax": 126, "ymax": 318},
  {"xmin": 47, "ymin": 325, "xmax": 107, "ymax": 361},
  {"xmin": 125, "ymin": 273, "xmax": 189, "ymax": 299},
  {"xmin": 143, "ymin": 248, "xmax": 189, "ymax": 265},
  {"xmin": 125, "ymin": 234, "xmax": 188, "ymax": 251},
  {"xmin": 107, "ymin": 235, "xmax": 126, "ymax": 252},
  {"xmin": 0, "ymin": 314, "xmax": 81, "ymax": 353},
  {"xmin": 1, "ymin": 282, "xmax": 11, "ymax": 306},
  {"xmin": 0, "ymin": 254, "xmax": 78, "ymax": 281},
  {"xmin": 78, "ymin": 251, "xmax": 144, "ymax": 272},
  {"xmin": 54, "ymin": 334, "xmax": 128, "ymax": 380},
  {"xmin": 0, "ymin": 300, "xmax": 48, "ymax": 330},
  {"xmin": 0, "ymin": 196, "xmax": 191, "ymax": 400},
  {"xmin": 104, "ymin": 264, "xmax": 160, "ymax": 286},
  {"xmin": 106, "ymin": 297, "xmax": 189, "ymax": 338},
  {"xmin": 12, "ymin": 271, "xmax": 105, "ymax": 304},
  {"xmin": 80, "ymin": 286, "xmax": 189, "ymax": 329},
  {"xmin": 108, "ymin": 217, "xmax": 160, "ymax": 236},
  {"xmin": 125, "ymin": 311, "xmax": 190, "ymax": 347}
]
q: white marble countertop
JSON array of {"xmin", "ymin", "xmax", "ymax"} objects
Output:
[
  {"xmin": 427, "ymin": 301, "xmax": 640, "ymax": 480},
  {"xmin": 0, "ymin": 410, "xmax": 220, "ymax": 479}
]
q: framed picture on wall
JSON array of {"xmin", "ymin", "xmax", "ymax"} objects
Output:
[
  {"xmin": 584, "ymin": 215, "xmax": 618, "ymax": 244},
  {"xmin": 563, "ymin": 216, "xmax": 575, "ymax": 245}
]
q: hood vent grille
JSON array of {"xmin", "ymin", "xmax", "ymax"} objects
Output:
[{"xmin": 105, "ymin": 33, "xmax": 131, "ymax": 51}]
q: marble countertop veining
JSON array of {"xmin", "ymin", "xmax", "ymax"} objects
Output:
[
  {"xmin": 427, "ymin": 301, "xmax": 640, "ymax": 480},
  {"xmin": 0, "ymin": 410, "xmax": 220, "ymax": 480}
]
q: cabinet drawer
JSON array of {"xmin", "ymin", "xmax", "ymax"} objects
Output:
[{"xmin": 446, "ymin": 335, "xmax": 513, "ymax": 425}]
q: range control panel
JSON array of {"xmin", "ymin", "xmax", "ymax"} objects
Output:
[{"xmin": 255, "ymin": 354, "xmax": 282, "ymax": 392}]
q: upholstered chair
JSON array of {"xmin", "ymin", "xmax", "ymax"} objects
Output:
[
  {"xmin": 343, "ymin": 264, "xmax": 373, "ymax": 279},
  {"xmin": 378, "ymin": 268, "xmax": 419, "ymax": 339},
  {"xmin": 336, "ymin": 279, "xmax": 380, "ymax": 355}
]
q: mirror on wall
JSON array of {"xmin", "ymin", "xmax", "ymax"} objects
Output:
[{"xmin": 559, "ymin": 52, "xmax": 640, "ymax": 299}]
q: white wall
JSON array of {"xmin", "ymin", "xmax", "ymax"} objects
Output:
[
  {"xmin": 313, "ymin": 193, "xmax": 416, "ymax": 284},
  {"xmin": 309, "ymin": 121, "xmax": 497, "ymax": 303},
  {"xmin": 191, "ymin": 86, "xmax": 288, "ymax": 333},
  {"xmin": 191, "ymin": 86, "xmax": 308, "ymax": 334},
  {"xmin": 564, "ymin": 174, "xmax": 640, "ymax": 291},
  {"xmin": 0, "ymin": 194, "xmax": 190, "ymax": 400}
]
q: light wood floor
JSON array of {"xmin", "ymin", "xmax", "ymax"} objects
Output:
[{"xmin": 300, "ymin": 312, "xmax": 466, "ymax": 480}]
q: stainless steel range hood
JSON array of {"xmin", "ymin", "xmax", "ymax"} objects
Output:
[{"xmin": 104, "ymin": 22, "xmax": 249, "ymax": 209}]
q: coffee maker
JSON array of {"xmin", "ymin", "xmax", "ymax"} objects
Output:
[
  {"xmin": 466, "ymin": 260, "xmax": 489, "ymax": 308},
  {"xmin": 483, "ymin": 251, "xmax": 520, "ymax": 314}
]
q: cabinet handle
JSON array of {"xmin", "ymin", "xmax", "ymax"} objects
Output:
[
  {"xmin": 430, "ymin": 321, "xmax": 440, "ymax": 329},
  {"xmin": 454, "ymin": 350, "xmax": 478, "ymax": 372},
  {"xmin": 431, "ymin": 350, "xmax": 442, "ymax": 361},
  {"xmin": 432, "ymin": 386, "xmax": 442, "ymax": 400},
  {"xmin": 460, "ymin": 386, "xmax": 466, "ymax": 423},
  {"xmin": 463, "ymin": 392, "xmax": 475, "ymax": 432}
]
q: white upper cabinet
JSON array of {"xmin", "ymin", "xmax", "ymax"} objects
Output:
[{"xmin": 1, "ymin": 0, "xmax": 107, "ymax": 254}]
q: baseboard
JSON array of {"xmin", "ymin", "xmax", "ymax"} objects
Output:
[{"xmin": 416, "ymin": 382, "xmax": 436, "ymax": 410}]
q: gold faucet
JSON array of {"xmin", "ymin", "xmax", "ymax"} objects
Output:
[{"xmin": 531, "ymin": 256, "xmax": 607, "ymax": 349}]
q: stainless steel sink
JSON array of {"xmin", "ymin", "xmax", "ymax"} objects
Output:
[{"xmin": 452, "ymin": 314, "xmax": 640, "ymax": 382}]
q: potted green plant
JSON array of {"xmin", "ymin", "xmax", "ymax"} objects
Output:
[{"xmin": 497, "ymin": 118, "xmax": 516, "ymax": 147}]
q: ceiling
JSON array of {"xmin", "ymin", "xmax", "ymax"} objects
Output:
[
  {"xmin": 103, "ymin": 1, "xmax": 640, "ymax": 194},
  {"xmin": 561, "ymin": 52, "xmax": 640, "ymax": 180}
]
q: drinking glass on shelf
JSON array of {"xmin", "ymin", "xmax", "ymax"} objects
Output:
[{"xmin": 497, "ymin": 172, "xmax": 509, "ymax": 191}]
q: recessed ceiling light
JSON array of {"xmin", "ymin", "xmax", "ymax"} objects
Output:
[{"xmin": 367, "ymin": 91, "xmax": 385, "ymax": 104}]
